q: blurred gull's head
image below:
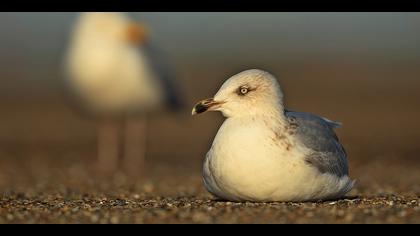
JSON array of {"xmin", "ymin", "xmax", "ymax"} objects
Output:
[{"xmin": 72, "ymin": 12, "xmax": 148, "ymax": 47}]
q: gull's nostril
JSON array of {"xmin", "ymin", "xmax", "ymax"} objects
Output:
[{"xmin": 202, "ymin": 98, "xmax": 214, "ymax": 105}]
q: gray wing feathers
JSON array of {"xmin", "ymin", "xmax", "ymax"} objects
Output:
[{"xmin": 285, "ymin": 110, "xmax": 349, "ymax": 177}]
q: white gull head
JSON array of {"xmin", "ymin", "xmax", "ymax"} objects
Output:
[
  {"xmin": 71, "ymin": 12, "xmax": 148, "ymax": 48},
  {"xmin": 192, "ymin": 69, "xmax": 285, "ymax": 118}
]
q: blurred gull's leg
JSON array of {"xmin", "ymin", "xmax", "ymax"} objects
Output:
[
  {"xmin": 123, "ymin": 117, "xmax": 147, "ymax": 177},
  {"xmin": 97, "ymin": 119, "xmax": 120, "ymax": 173}
]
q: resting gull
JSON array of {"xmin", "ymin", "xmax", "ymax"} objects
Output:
[{"xmin": 192, "ymin": 69, "xmax": 354, "ymax": 202}]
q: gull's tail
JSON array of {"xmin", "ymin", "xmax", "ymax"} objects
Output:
[{"xmin": 338, "ymin": 177, "xmax": 356, "ymax": 198}]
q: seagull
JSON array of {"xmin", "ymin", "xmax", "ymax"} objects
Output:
[
  {"xmin": 64, "ymin": 12, "xmax": 182, "ymax": 174},
  {"xmin": 192, "ymin": 69, "xmax": 354, "ymax": 202}
]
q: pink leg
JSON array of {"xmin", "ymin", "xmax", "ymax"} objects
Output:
[
  {"xmin": 123, "ymin": 117, "xmax": 147, "ymax": 177},
  {"xmin": 97, "ymin": 119, "xmax": 121, "ymax": 172}
]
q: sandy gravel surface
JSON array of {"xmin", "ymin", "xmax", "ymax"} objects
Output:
[{"xmin": 0, "ymin": 156, "xmax": 419, "ymax": 224}]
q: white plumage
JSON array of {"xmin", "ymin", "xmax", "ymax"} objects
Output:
[
  {"xmin": 193, "ymin": 69, "xmax": 354, "ymax": 202},
  {"xmin": 65, "ymin": 12, "xmax": 181, "ymax": 174}
]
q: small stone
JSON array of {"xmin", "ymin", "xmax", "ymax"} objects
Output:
[
  {"xmin": 90, "ymin": 215, "xmax": 99, "ymax": 223},
  {"xmin": 344, "ymin": 213, "xmax": 355, "ymax": 222},
  {"xmin": 305, "ymin": 211, "xmax": 315, "ymax": 217},
  {"xmin": 192, "ymin": 212, "xmax": 212, "ymax": 223},
  {"xmin": 6, "ymin": 214, "xmax": 14, "ymax": 221},
  {"xmin": 398, "ymin": 210, "xmax": 407, "ymax": 218},
  {"xmin": 143, "ymin": 183, "xmax": 155, "ymax": 193},
  {"xmin": 110, "ymin": 216, "xmax": 119, "ymax": 224}
]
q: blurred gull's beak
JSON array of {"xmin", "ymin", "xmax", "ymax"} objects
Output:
[
  {"xmin": 192, "ymin": 98, "xmax": 224, "ymax": 115},
  {"xmin": 125, "ymin": 22, "xmax": 148, "ymax": 45}
]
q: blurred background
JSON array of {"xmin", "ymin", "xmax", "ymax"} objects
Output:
[{"xmin": 0, "ymin": 12, "xmax": 419, "ymax": 196}]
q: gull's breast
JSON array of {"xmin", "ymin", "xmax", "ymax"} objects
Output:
[
  {"xmin": 67, "ymin": 44, "xmax": 165, "ymax": 114},
  {"xmin": 205, "ymin": 118, "xmax": 313, "ymax": 201}
]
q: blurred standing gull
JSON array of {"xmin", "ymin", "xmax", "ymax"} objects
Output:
[
  {"xmin": 192, "ymin": 69, "xmax": 354, "ymax": 202},
  {"xmin": 65, "ymin": 12, "xmax": 182, "ymax": 174}
]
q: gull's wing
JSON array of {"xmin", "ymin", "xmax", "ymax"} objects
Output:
[
  {"xmin": 285, "ymin": 110, "xmax": 349, "ymax": 177},
  {"xmin": 142, "ymin": 41, "xmax": 185, "ymax": 111}
]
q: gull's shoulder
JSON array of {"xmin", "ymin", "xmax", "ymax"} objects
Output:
[
  {"xmin": 284, "ymin": 109, "xmax": 349, "ymax": 177},
  {"xmin": 284, "ymin": 109, "xmax": 342, "ymax": 145},
  {"xmin": 285, "ymin": 109, "xmax": 342, "ymax": 131}
]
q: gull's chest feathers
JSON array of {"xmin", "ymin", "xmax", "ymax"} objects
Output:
[
  {"xmin": 67, "ymin": 43, "xmax": 164, "ymax": 113},
  {"xmin": 212, "ymin": 118, "xmax": 296, "ymax": 159},
  {"xmin": 206, "ymin": 117, "xmax": 309, "ymax": 201},
  {"xmin": 212, "ymin": 117, "xmax": 295, "ymax": 159}
]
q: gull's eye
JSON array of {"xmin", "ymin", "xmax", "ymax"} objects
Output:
[{"xmin": 238, "ymin": 86, "xmax": 249, "ymax": 96}]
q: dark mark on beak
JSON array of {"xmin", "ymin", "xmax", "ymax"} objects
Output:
[{"xmin": 192, "ymin": 98, "xmax": 223, "ymax": 115}]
